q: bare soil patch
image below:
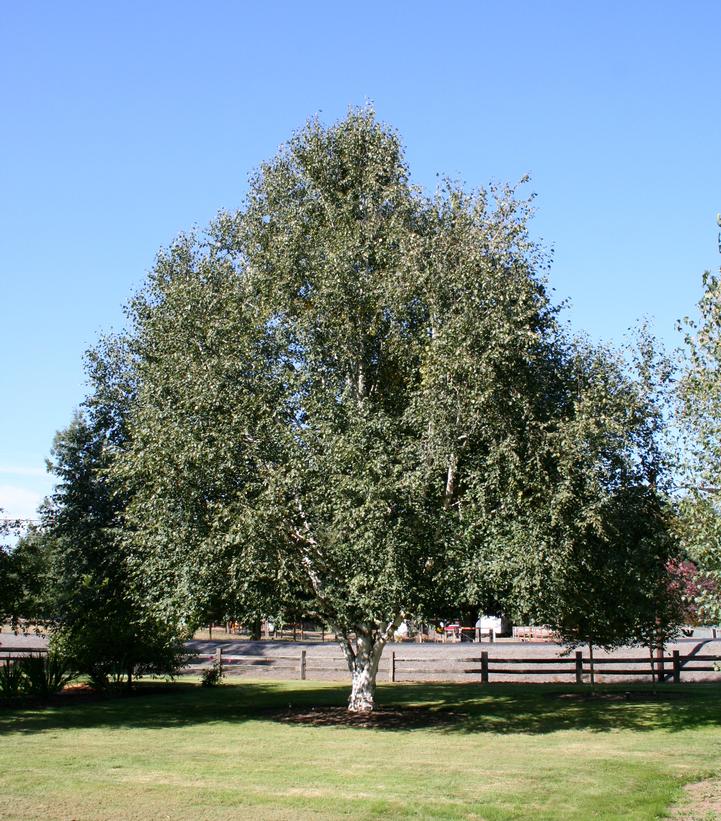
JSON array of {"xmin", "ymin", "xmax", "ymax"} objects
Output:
[{"xmin": 668, "ymin": 778, "xmax": 721, "ymax": 820}]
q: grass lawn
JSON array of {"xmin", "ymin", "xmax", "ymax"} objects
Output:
[{"xmin": 2, "ymin": 680, "xmax": 721, "ymax": 820}]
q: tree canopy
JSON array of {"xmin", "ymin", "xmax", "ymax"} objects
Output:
[
  {"xmin": 678, "ymin": 270, "xmax": 721, "ymax": 622},
  {"xmin": 6, "ymin": 412, "xmax": 186, "ymax": 688},
  {"xmin": 39, "ymin": 108, "xmax": 680, "ymax": 711}
]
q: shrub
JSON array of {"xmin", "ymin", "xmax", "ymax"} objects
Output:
[
  {"xmin": 200, "ymin": 661, "xmax": 224, "ymax": 687},
  {"xmin": 0, "ymin": 658, "xmax": 24, "ymax": 700},
  {"xmin": 0, "ymin": 653, "xmax": 74, "ymax": 701},
  {"xmin": 19, "ymin": 653, "xmax": 75, "ymax": 698},
  {"xmin": 51, "ymin": 616, "xmax": 188, "ymax": 691}
]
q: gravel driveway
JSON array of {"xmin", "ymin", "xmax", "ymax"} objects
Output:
[
  {"xmin": 185, "ymin": 636, "xmax": 721, "ymax": 684},
  {"xmin": 6, "ymin": 626, "xmax": 717, "ymax": 685}
]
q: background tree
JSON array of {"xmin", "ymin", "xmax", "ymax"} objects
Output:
[
  {"xmin": 1, "ymin": 515, "xmax": 31, "ymax": 627},
  {"xmin": 1, "ymin": 522, "xmax": 59, "ymax": 629},
  {"xmin": 678, "ymin": 270, "xmax": 721, "ymax": 622},
  {"xmin": 38, "ymin": 411, "xmax": 185, "ymax": 689},
  {"xmin": 93, "ymin": 108, "xmax": 679, "ymax": 711},
  {"xmin": 537, "ymin": 333, "xmax": 681, "ymax": 671}
]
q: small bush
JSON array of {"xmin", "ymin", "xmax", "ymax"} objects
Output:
[
  {"xmin": 51, "ymin": 616, "xmax": 189, "ymax": 691},
  {"xmin": 200, "ymin": 661, "xmax": 224, "ymax": 687}
]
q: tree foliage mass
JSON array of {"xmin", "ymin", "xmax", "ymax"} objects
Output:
[
  {"xmin": 2, "ymin": 109, "xmax": 681, "ymax": 710},
  {"xmin": 66, "ymin": 109, "xmax": 677, "ymax": 710}
]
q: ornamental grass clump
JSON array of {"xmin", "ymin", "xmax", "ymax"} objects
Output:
[
  {"xmin": 0, "ymin": 658, "xmax": 24, "ymax": 700},
  {"xmin": 20, "ymin": 653, "xmax": 75, "ymax": 699},
  {"xmin": 0, "ymin": 653, "xmax": 75, "ymax": 702}
]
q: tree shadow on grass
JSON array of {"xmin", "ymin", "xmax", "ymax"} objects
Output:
[
  {"xmin": 2, "ymin": 680, "xmax": 721, "ymax": 737},
  {"xmin": 380, "ymin": 682, "xmax": 721, "ymax": 735}
]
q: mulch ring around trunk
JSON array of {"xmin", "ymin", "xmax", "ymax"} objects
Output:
[{"xmin": 267, "ymin": 705, "xmax": 464, "ymax": 728}]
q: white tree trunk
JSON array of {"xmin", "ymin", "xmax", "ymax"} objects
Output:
[
  {"xmin": 444, "ymin": 452, "xmax": 458, "ymax": 510},
  {"xmin": 338, "ymin": 616, "xmax": 403, "ymax": 712},
  {"xmin": 347, "ymin": 632, "xmax": 382, "ymax": 712}
]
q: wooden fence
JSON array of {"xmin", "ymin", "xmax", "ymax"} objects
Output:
[
  {"xmin": 188, "ymin": 648, "xmax": 721, "ymax": 684},
  {"xmin": 3, "ymin": 645, "xmax": 718, "ymax": 685},
  {"xmin": 0, "ymin": 646, "xmax": 47, "ymax": 659}
]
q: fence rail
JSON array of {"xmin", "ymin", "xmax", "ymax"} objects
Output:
[
  {"xmin": 186, "ymin": 648, "xmax": 721, "ymax": 684},
  {"xmin": 3, "ymin": 645, "xmax": 718, "ymax": 685},
  {"xmin": 0, "ymin": 647, "xmax": 48, "ymax": 658}
]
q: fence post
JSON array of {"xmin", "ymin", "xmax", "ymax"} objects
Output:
[
  {"xmin": 575, "ymin": 650, "xmax": 583, "ymax": 685},
  {"xmin": 656, "ymin": 645, "xmax": 665, "ymax": 682},
  {"xmin": 481, "ymin": 651, "xmax": 489, "ymax": 684},
  {"xmin": 673, "ymin": 650, "xmax": 681, "ymax": 684},
  {"xmin": 299, "ymin": 649, "xmax": 306, "ymax": 680},
  {"xmin": 215, "ymin": 647, "xmax": 223, "ymax": 674},
  {"xmin": 389, "ymin": 651, "xmax": 396, "ymax": 682}
]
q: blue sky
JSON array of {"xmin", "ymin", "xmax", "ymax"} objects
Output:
[{"xmin": 1, "ymin": 1, "xmax": 720, "ymax": 519}]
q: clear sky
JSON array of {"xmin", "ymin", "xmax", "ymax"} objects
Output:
[{"xmin": 1, "ymin": 1, "xmax": 720, "ymax": 519}]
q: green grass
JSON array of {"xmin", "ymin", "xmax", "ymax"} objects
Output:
[{"xmin": 2, "ymin": 680, "xmax": 721, "ymax": 820}]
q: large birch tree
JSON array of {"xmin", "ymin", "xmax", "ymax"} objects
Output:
[{"xmin": 100, "ymin": 109, "xmax": 672, "ymax": 711}]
